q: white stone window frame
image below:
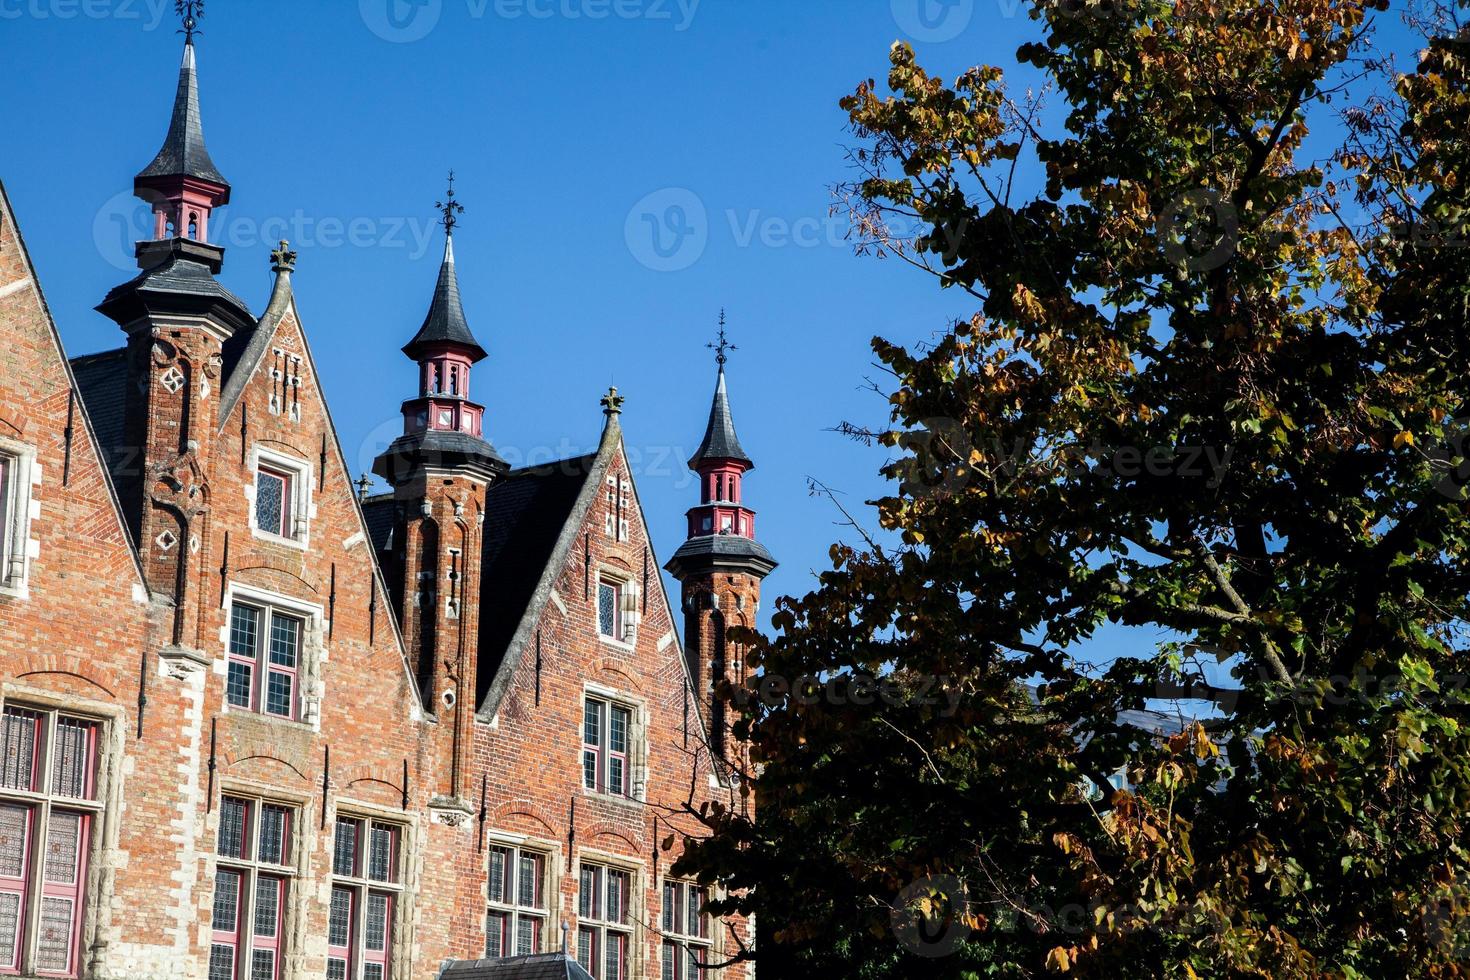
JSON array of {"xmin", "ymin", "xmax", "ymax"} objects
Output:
[
  {"xmin": 327, "ymin": 799, "xmax": 417, "ymax": 980},
  {"xmin": 0, "ymin": 437, "xmax": 38, "ymax": 599},
  {"xmin": 219, "ymin": 583, "xmax": 327, "ymax": 730},
  {"xmin": 246, "ymin": 445, "xmax": 314, "ymax": 551},
  {"xmin": 573, "ymin": 849, "xmax": 645, "ymax": 980},
  {"xmin": 0, "ymin": 684, "xmax": 124, "ymax": 980},
  {"xmin": 484, "ymin": 831, "xmax": 562, "ymax": 959},
  {"xmin": 581, "ymin": 683, "xmax": 649, "ymax": 805},
  {"xmin": 596, "ymin": 566, "xmax": 641, "ymax": 649},
  {"xmin": 660, "ymin": 878, "xmax": 717, "ymax": 980},
  {"xmin": 207, "ymin": 784, "xmax": 309, "ymax": 980}
]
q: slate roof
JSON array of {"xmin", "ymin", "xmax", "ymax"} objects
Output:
[
  {"xmin": 402, "ymin": 237, "xmax": 487, "ymax": 362},
  {"xmin": 96, "ymin": 239, "xmax": 254, "ymax": 335},
  {"xmin": 476, "ymin": 452, "xmax": 598, "ymax": 703},
  {"xmin": 438, "ymin": 953, "xmax": 595, "ymax": 980},
  {"xmin": 665, "ymin": 532, "xmax": 777, "ymax": 580},
  {"xmin": 136, "ymin": 42, "xmax": 228, "ymax": 191},
  {"xmin": 69, "ymin": 348, "xmax": 132, "ymax": 498},
  {"xmin": 361, "ymin": 494, "xmax": 397, "ymax": 554},
  {"xmin": 689, "ymin": 367, "xmax": 751, "ymax": 468}
]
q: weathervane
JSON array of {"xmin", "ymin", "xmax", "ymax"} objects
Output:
[
  {"xmin": 176, "ymin": 0, "xmax": 203, "ymax": 43},
  {"xmin": 707, "ymin": 309, "xmax": 736, "ymax": 367},
  {"xmin": 436, "ymin": 170, "xmax": 465, "ymax": 236}
]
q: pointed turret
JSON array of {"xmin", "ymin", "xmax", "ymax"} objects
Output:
[
  {"xmin": 666, "ymin": 319, "xmax": 774, "ymax": 580},
  {"xmin": 93, "ymin": 19, "xmax": 249, "ymax": 639},
  {"xmin": 688, "ymin": 366, "xmax": 752, "ymax": 469},
  {"xmin": 373, "ymin": 175, "xmax": 504, "ymax": 485},
  {"xmin": 372, "ymin": 177, "xmax": 505, "ymax": 806},
  {"xmin": 401, "ymin": 235, "xmax": 488, "ymax": 362},
  {"xmin": 132, "ymin": 40, "xmax": 231, "ymax": 246},
  {"xmin": 667, "ymin": 318, "xmax": 776, "ymax": 762},
  {"xmin": 136, "ymin": 42, "xmax": 229, "ymax": 191}
]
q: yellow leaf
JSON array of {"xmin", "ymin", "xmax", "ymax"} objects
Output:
[
  {"xmin": 1394, "ymin": 431, "xmax": 1415, "ymax": 448},
  {"xmin": 1046, "ymin": 947, "xmax": 1072, "ymax": 972}
]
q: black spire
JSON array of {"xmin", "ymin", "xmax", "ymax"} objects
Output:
[
  {"xmin": 402, "ymin": 175, "xmax": 487, "ymax": 362},
  {"xmin": 689, "ymin": 352, "xmax": 752, "ymax": 468},
  {"xmin": 135, "ymin": 35, "xmax": 228, "ymax": 194}
]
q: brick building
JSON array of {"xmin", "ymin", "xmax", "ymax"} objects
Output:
[{"xmin": 0, "ymin": 30, "xmax": 774, "ymax": 980}]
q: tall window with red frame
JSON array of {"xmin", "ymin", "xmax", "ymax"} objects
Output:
[
  {"xmin": 209, "ymin": 795, "xmax": 295, "ymax": 980},
  {"xmin": 226, "ymin": 603, "xmax": 302, "ymax": 720},
  {"xmin": 0, "ymin": 456, "xmax": 11, "ymax": 573},
  {"xmin": 485, "ymin": 845, "xmax": 548, "ymax": 957},
  {"xmin": 329, "ymin": 817, "xmax": 402, "ymax": 980},
  {"xmin": 576, "ymin": 863, "xmax": 632, "ymax": 980},
  {"xmin": 661, "ymin": 880, "xmax": 712, "ymax": 980},
  {"xmin": 582, "ymin": 697, "xmax": 633, "ymax": 797},
  {"xmin": 0, "ymin": 705, "xmax": 100, "ymax": 978}
]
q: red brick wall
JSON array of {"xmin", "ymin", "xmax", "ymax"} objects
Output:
[{"xmin": 0, "ymin": 184, "xmax": 753, "ymax": 979}]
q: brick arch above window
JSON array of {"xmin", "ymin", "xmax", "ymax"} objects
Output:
[
  {"xmin": 487, "ymin": 801, "xmax": 560, "ymax": 838},
  {"xmin": 589, "ymin": 660, "xmax": 646, "ymax": 695},
  {"xmin": 230, "ymin": 563, "xmax": 322, "ymax": 597},
  {"xmin": 11, "ymin": 657, "xmax": 116, "ymax": 701},
  {"xmin": 220, "ymin": 753, "xmax": 313, "ymax": 787},
  {"xmin": 583, "ymin": 826, "xmax": 645, "ymax": 854}
]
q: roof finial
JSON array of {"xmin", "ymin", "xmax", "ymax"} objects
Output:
[
  {"xmin": 270, "ymin": 240, "xmax": 297, "ymax": 274},
  {"xmin": 601, "ymin": 386, "xmax": 625, "ymax": 418},
  {"xmin": 176, "ymin": 0, "xmax": 203, "ymax": 44},
  {"xmin": 355, "ymin": 473, "xmax": 373, "ymax": 501},
  {"xmin": 707, "ymin": 309, "xmax": 736, "ymax": 368},
  {"xmin": 436, "ymin": 170, "xmax": 465, "ymax": 237}
]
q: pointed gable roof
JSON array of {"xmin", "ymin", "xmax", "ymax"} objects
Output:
[
  {"xmin": 402, "ymin": 236, "xmax": 487, "ymax": 362},
  {"xmin": 0, "ymin": 181, "xmax": 147, "ymax": 586},
  {"xmin": 135, "ymin": 42, "xmax": 229, "ymax": 194},
  {"xmin": 689, "ymin": 366, "xmax": 751, "ymax": 468},
  {"xmin": 475, "ymin": 451, "xmax": 599, "ymax": 707}
]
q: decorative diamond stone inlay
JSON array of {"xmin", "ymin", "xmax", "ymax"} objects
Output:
[
  {"xmin": 159, "ymin": 367, "xmax": 186, "ymax": 394},
  {"xmin": 155, "ymin": 530, "xmax": 178, "ymax": 552}
]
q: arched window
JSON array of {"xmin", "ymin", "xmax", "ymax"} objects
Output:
[{"xmin": 449, "ymin": 366, "xmax": 459, "ymax": 397}]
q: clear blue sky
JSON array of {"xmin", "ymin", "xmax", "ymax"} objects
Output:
[
  {"xmin": 2, "ymin": 0, "xmax": 1422, "ymax": 645},
  {"xmin": 5, "ymin": 0, "xmax": 1031, "ymax": 618}
]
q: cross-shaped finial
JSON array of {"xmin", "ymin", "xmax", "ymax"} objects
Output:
[
  {"xmin": 436, "ymin": 170, "xmax": 465, "ymax": 236},
  {"xmin": 707, "ymin": 309, "xmax": 736, "ymax": 367},
  {"xmin": 355, "ymin": 474, "xmax": 373, "ymax": 500},
  {"xmin": 176, "ymin": 0, "xmax": 203, "ymax": 43},
  {"xmin": 270, "ymin": 240, "xmax": 297, "ymax": 274},
  {"xmin": 601, "ymin": 386, "xmax": 625, "ymax": 418}
]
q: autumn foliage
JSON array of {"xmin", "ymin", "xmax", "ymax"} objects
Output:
[{"xmin": 674, "ymin": 1, "xmax": 1470, "ymax": 977}]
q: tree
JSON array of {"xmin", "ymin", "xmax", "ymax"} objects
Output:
[{"xmin": 674, "ymin": 1, "xmax": 1470, "ymax": 977}]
